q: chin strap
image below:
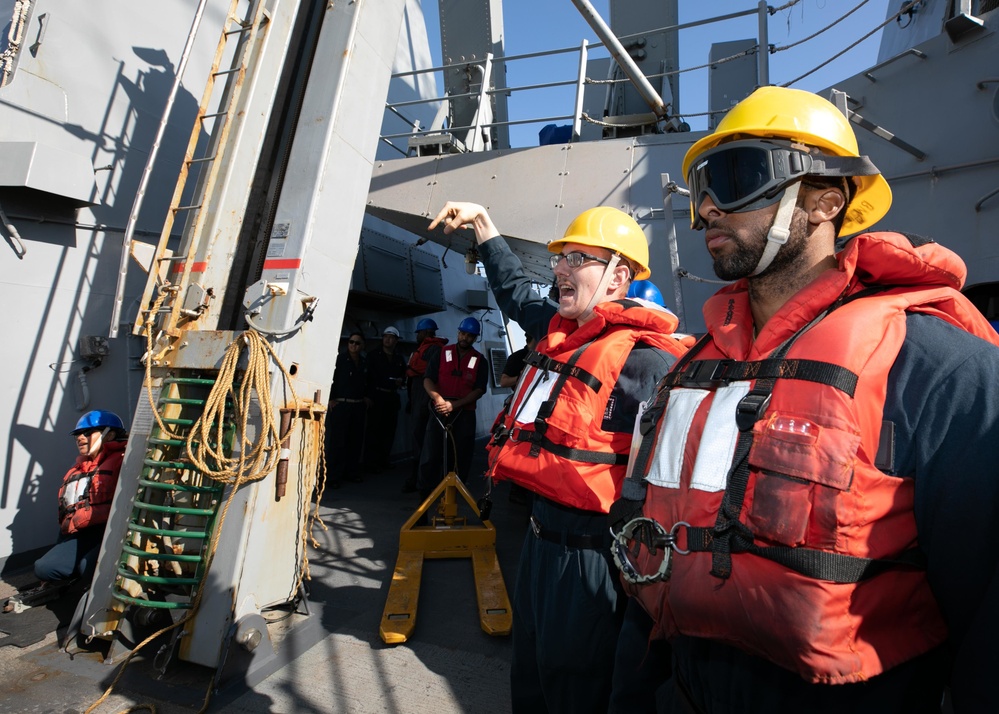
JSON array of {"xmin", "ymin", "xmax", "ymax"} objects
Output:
[
  {"xmin": 88, "ymin": 427, "xmax": 111, "ymax": 457},
  {"xmin": 750, "ymin": 181, "xmax": 801, "ymax": 277},
  {"xmin": 580, "ymin": 253, "xmax": 622, "ymax": 320}
]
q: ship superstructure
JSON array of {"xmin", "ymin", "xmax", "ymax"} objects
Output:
[{"xmin": 0, "ymin": 0, "xmax": 995, "ymax": 709}]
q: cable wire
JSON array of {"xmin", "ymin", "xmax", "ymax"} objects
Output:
[{"xmin": 780, "ymin": 1, "xmax": 920, "ymax": 87}]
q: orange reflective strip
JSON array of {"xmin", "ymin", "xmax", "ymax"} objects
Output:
[
  {"xmin": 262, "ymin": 258, "xmax": 302, "ymax": 270},
  {"xmin": 170, "ymin": 261, "xmax": 208, "ymax": 274}
]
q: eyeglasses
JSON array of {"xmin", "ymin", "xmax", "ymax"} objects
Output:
[
  {"xmin": 549, "ymin": 251, "xmax": 610, "ymax": 270},
  {"xmin": 348, "ymin": 340, "xmax": 363, "ymax": 346},
  {"xmin": 686, "ymin": 139, "xmax": 815, "ymax": 229}
]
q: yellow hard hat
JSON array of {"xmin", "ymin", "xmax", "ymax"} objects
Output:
[
  {"xmin": 682, "ymin": 86, "xmax": 892, "ymax": 236},
  {"xmin": 549, "ymin": 207, "xmax": 651, "ymax": 280}
]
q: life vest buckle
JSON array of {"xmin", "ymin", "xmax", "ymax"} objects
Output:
[
  {"xmin": 735, "ymin": 389, "xmax": 771, "ymax": 431},
  {"xmin": 679, "ymin": 359, "xmax": 735, "ymax": 388},
  {"xmin": 489, "ymin": 422, "xmax": 509, "ymax": 447},
  {"xmin": 611, "ymin": 517, "xmax": 690, "ymax": 585}
]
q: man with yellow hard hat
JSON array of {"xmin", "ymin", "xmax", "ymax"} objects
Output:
[
  {"xmin": 430, "ymin": 201, "xmax": 691, "ymax": 713},
  {"xmin": 611, "ymin": 86, "xmax": 999, "ymax": 712}
]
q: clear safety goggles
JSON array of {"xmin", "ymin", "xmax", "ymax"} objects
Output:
[{"xmin": 686, "ymin": 139, "xmax": 816, "ymax": 230}]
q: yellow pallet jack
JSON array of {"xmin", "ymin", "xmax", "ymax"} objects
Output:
[{"xmin": 380, "ymin": 417, "xmax": 513, "ymax": 644}]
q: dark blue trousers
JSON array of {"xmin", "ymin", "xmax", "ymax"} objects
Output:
[
  {"xmin": 418, "ymin": 409, "xmax": 476, "ymax": 497},
  {"xmin": 510, "ymin": 496, "xmax": 626, "ymax": 713},
  {"xmin": 34, "ymin": 527, "xmax": 105, "ymax": 584}
]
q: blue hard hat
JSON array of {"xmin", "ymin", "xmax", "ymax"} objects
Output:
[
  {"xmin": 72, "ymin": 410, "xmax": 124, "ymax": 435},
  {"xmin": 458, "ymin": 317, "xmax": 481, "ymax": 336},
  {"xmin": 627, "ymin": 280, "xmax": 666, "ymax": 308},
  {"xmin": 416, "ymin": 318, "xmax": 438, "ymax": 332}
]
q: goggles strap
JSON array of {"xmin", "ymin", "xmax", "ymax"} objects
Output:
[
  {"xmin": 580, "ymin": 253, "xmax": 622, "ymax": 320},
  {"xmin": 750, "ymin": 181, "xmax": 800, "ymax": 277}
]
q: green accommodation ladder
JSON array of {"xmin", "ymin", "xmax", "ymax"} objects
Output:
[{"xmin": 113, "ymin": 374, "xmax": 236, "ymax": 611}]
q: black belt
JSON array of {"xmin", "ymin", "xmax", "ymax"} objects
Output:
[
  {"xmin": 530, "ymin": 515, "xmax": 607, "ymax": 550},
  {"xmin": 334, "ymin": 398, "xmax": 363, "ymax": 403}
]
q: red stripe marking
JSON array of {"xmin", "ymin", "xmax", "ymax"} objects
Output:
[
  {"xmin": 262, "ymin": 258, "xmax": 302, "ymax": 270},
  {"xmin": 170, "ymin": 261, "xmax": 208, "ymax": 274}
]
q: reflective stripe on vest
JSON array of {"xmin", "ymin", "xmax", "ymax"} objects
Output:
[
  {"xmin": 624, "ymin": 231, "xmax": 999, "ymax": 683},
  {"xmin": 646, "ymin": 383, "xmax": 750, "ymax": 493}
]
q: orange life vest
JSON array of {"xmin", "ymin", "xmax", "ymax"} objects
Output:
[
  {"xmin": 433, "ymin": 344, "xmax": 484, "ymax": 410},
  {"xmin": 487, "ymin": 299, "xmax": 691, "ymax": 513},
  {"xmin": 625, "ymin": 233, "xmax": 999, "ymax": 684},
  {"xmin": 58, "ymin": 439, "xmax": 127, "ymax": 535},
  {"xmin": 407, "ymin": 336, "xmax": 448, "ymax": 378}
]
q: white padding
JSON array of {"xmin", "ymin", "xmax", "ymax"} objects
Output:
[
  {"xmin": 689, "ymin": 382, "xmax": 751, "ymax": 492},
  {"xmin": 511, "ymin": 369, "xmax": 555, "ymax": 425},
  {"xmin": 646, "ymin": 389, "xmax": 709, "ymax": 488}
]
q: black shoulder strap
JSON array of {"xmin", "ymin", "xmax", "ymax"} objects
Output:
[
  {"xmin": 524, "ymin": 350, "xmax": 602, "ymax": 392},
  {"xmin": 528, "ymin": 340, "xmax": 594, "ymax": 458}
]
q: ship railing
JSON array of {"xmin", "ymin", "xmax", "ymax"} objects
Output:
[
  {"xmin": 380, "ymin": 4, "xmax": 771, "ymax": 156},
  {"xmin": 381, "ymin": 0, "xmax": 929, "ymax": 155}
]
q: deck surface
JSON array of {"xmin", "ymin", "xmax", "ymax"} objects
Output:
[{"xmin": 0, "ymin": 450, "xmax": 529, "ymax": 713}]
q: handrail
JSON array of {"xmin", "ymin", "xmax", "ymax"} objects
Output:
[
  {"xmin": 384, "ymin": 13, "xmax": 765, "ymax": 147},
  {"xmin": 975, "ymin": 186, "xmax": 999, "ymax": 213},
  {"xmin": 385, "ymin": 1, "xmax": 899, "ymax": 151},
  {"xmin": 381, "ymin": 114, "xmax": 576, "ymax": 142},
  {"xmin": 864, "ymin": 48, "xmax": 926, "ymax": 82}
]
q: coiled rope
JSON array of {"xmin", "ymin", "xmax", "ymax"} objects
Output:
[{"xmin": 87, "ymin": 307, "xmax": 328, "ymax": 714}]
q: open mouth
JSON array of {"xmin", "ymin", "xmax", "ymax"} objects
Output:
[{"xmin": 558, "ymin": 281, "xmax": 575, "ymax": 301}]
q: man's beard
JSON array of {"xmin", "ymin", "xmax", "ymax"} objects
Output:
[{"xmin": 711, "ymin": 210, "xmax": 809, "ymax": 281}]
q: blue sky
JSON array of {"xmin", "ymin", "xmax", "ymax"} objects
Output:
[{"xmin": 421, "ymin": 0, "xmax": 893, "ymax": 147}]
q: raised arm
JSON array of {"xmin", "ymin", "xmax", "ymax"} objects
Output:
[{"xmin": 429, "ymin": 202, "xmax": 558, "ymax": 338}]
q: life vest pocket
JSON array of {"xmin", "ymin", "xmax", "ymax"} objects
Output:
[{"xmin": 746, "ymin": 412, "xmax": 860, "ymax": 547}]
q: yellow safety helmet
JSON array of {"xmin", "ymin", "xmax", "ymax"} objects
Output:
[
  {"xmin": 549, "ymin": 207, "xmax": 652, "ymax": 280},
  {"xmin": 682, "ymin": 86, "xmax": 892, "ymax": 236}
]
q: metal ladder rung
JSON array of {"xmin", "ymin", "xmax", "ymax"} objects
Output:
[
  {"xmin": 138, "ymin": 477, "xmax": 218, "ymax": 494},
  {"xmin": 147, "ymin": 436, "xmax": 193, "ymax": 447},
  {"xmin": 159, "ymin": 397, "xmax": 209, "ymax": 406},
  {"xmin": 122, "ymin": 544, "xmax": 204, "ymax": 563},
  {"xmin": 142, "ymin": 458, "xmax": 196, "ymax": 469},
  {"xmin": 223, "ymin": 13, "xmax": 253, "ymax": 30},
  {"xmin": 186, "ymin": 154, "xmax": 218, "ymax": 164},
  {"xmin": 111, "ymin": 592, "xmax": 192, "ymax": 610},
  {"xmin": 134, "ymin": 499, "xmax": 216, "ymax": 517},
  {"xmin": 199, "ymin": 111, "xmax": 228, "ymax": 120},
  {"xmin": 164, "ymin": 377, "xmax": 219, "ymax": 386},
  {"xmin": 212, "ymin": 67, "xmax": 241, "ymax": 77},
  {"xmin": 117, "ymin": 565, "xmax": 200, "ymax": 586},
  {"xmin": 160, "ymin": 417, "xmax": 197, "ymax": 426},
  {"xmin": 128, "ymin": 522, "xmax": 208, "ymax": 540},
  {"xmin": 172, "ymin": 204, "xmax": 203, "ymax": 212}
]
